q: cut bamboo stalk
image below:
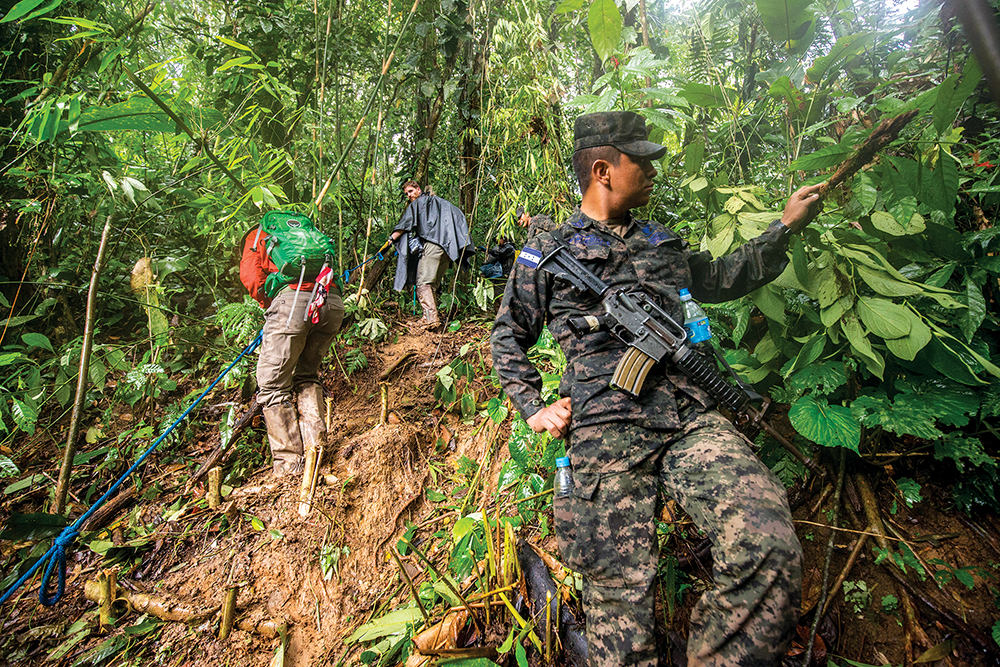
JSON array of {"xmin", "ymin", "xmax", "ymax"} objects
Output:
[
  {"xmin": 219, "ymin": 586, "xmax": 238, "ymax": 640},
  {"xmin": 207, "ymin": 468, "xmax": 222, "ymax": 509},
  {"xmin": 98, "ymin": 568, "xmax": 117, "ymax": 630},
  {"xmin": 298, "ymin": 397, "xmax": 331, "ymax": 517}
]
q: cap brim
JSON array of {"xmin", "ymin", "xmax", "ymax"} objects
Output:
[{"xmin": 617, "ymin": 140, "xmax": 667, "ymax": 160}]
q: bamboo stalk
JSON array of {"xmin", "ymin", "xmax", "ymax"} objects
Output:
[
  {"xmin": 219, "ymin": 586, "xmax": 238, "ymax": 640},
  {"xmin": 97, "ymin": 569, "xmax": 117, "ymax": 630},
  {"xmin": 207, "ymin": 468, "xmax": 222, "ymax": 509},
  {"xmin": 55, "ymin": 212, "xmax": 114, "ymax": 515}
]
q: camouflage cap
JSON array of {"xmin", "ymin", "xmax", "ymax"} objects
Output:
[{"xmin": 573, "ymin": 111, "xmax": 667, "ymax": 159}]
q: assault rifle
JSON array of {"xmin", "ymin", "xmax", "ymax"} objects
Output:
[{"xmin": 536, "ymin": 239, "xmax": 824, "ymax": 478}]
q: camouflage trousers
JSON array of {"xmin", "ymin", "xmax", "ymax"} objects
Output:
[{"xmin": 554, "ymin": 411, "xmax": 802, "ymax": 667}]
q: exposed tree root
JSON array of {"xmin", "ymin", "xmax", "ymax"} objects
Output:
[{"xmin": 83, "ymin": 579, "xmax": 287, "ymax": 638}]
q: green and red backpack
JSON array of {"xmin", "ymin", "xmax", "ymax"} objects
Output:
[{"xmin": 250, "ymin": 211, "xmax": 337, "ymax": 298}]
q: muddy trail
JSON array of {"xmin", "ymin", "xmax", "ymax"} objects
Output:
[{"xmin": 1, "ymin": 321, "xmax": 999, "ymax": 667}]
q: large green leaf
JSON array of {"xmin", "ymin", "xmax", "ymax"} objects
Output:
[
  {"xmin": 11, "ymin": 399, "xmax": 37, "ymax": 435},
  {"xmin": 855, "ymin": 297, "xmax": 910, "ymax": 339},
  {"xmin": 842, "ymin": 311, "xmax": 884, "ymax": 379},
  {"xmin": 0, "ymin": 511, "xmax": 68, "ymax": 540},
  {"xmin": 789, "ymin": 395, "xmax": 860, "ymax": 452},
  {"xmin": 1, "ymin": 0, "xmax": 52, "ymax": 22},
  {"xmin": 922, "ymin": 151, "xmax": 959, "ymax": 217},
  {"xmin": 869, "ymin": 210, "xmax": 925, "ymax": 237},
  {"xmin": 851, "ymin": 393, "xmax": 941, "ymax": 440},
  {"xmin": 755, "ymin": 0, "xmax": 816, "ymax": 51},
  {"xmin": 679, "ymin": 82, "xmax": 737, "ymax": 108},
  {"xmin": 884, "ymin": 308, "xmax": 931, "ymax": 361},
  {"xmin": 856, "ymin": 264, "xmax": 922, "ymax": 297},
  {"xmin": 767, "ymin": 76, "xmax": 803, "ymax": 112},
  {"xmin": 345, "ymin": 608, "xmax": 423, "ymax": 643},
  {"xmin": 750, "ymin": 284, "xmax": 785, "ymax": 325},
  {"xmin": 852, "ymin": 171, "xmax": 878, "ymax": 215},
  {"xmin": 587, "ymin": 0, "xmax": 622, "ymax": 63},
  {"xmin": 789, "ymin": 142, "xmax": 853, "ymax": 171},
  {"xmin": 1, "ymin": 0, "xmax": 60, "ymax": 22},
  {"xmin": 806, "ymin": 32, "xmax": 876, "ymax": 85},
  {"xmin": 783, "ymin": 333, "xmax": 827, "ymax": 378},
  {"xmin": 961, "ymin": 277, "xmax": 987, "ymax": 342},
  {"xmin": 78, "ymin": 97, "xmax": 177, "ymax": 133},
  {"xmin": 820, "ymin": 295, "xmax": 854, "ymax": 328},
  {"xmin": 933, "ymin": 57, "xmax": 983, "ymax": 136},
  {"xmin": 788, "ymin": 360, "xmax": 847, "ymax": 396},
  {"xmin": 924, "ymin": 336, "xmax": 987, "ymax": 386},
  {"xmin": 897, "ymin": 378, "xmax": 979, "ymax": 428}
]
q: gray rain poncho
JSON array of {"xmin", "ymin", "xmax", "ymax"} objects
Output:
[{"xmin": 391, "ymin": 193, "xmax": 473, "ymax": 291}]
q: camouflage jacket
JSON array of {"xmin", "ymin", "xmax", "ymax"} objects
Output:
[{"xmin": 491, "ymin": 208, "xmax": 794, "ymax": 442}]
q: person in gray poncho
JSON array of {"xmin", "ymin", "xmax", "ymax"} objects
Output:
[{"xmin": 390, "ymin": 180, "xmax": 472, "ymax": 328}]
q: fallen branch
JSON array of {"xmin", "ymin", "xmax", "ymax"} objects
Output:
[
  {"xmin": 379, "ymin": 352, "xmax": 416, "ymax": 380},
  {"xmin": 817, "ymin": 109, "xmax": 919, "ymax": 198},
  {"xmin": 187, "ymin": 397, "xmax": 262, "ymax": 491}
]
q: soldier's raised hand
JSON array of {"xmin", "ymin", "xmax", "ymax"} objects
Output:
[{"xmin": 780, "ymin": 183, "xmax": 825, "ymax": 233}]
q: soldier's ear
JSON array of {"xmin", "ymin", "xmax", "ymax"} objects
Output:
[{"xmin": 592, "ymin": 159, "xmax": 613, "ymax": 188}]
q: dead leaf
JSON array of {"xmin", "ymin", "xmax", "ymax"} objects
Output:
[
  {"xmin": 914, "ymin": 639, "xmax": 954, "ymax": 663},
  {"xmin": 411, "ymin": 610, "xmax": 469, "ymax": 654}
]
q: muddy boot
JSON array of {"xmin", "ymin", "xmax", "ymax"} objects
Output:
[
  {"xmin": 297, "ymin": 383, "xmax": 327, "ymax": 464},
  {"xmin": 262, "ymin": 401, "xmax": 304, "ymax": 476},
  {"xmin": 415, "ymin": 284, "xmax": 440, "ymax": 327}
]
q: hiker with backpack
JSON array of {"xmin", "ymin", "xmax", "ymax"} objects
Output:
[
  {"xmin": 240, "ymin": 211, "xmax": 344, "ymax": 477},
  {"xmin": 389, "ymin": 180, "xmax": 473, "ymax": 329}
]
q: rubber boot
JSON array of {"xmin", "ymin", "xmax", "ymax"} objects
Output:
[
  {"xmin": 416, "ymin": 284, "xmax": 440, "ymax": 327},
  {"xmin": 262, "ymin": 401, "xmax": 304, "ymax": 476},
  {"xmin": 297, "ymin": 383, "xmax": 327, "ymax": 464}
]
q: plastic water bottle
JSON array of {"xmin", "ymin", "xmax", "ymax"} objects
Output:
[
  {"xmin": 554, "ymin": 457, "xmax": 573, "ymax": 498},
  {"xmin": 679, "ymin": 288, "xmax": 713, "ymax": 344}
]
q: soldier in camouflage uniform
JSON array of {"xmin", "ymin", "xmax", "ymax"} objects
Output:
[{"xmin": 491, "ymin": 111, "xmax": 824, "ymax": 667}]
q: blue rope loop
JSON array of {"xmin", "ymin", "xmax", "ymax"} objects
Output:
[
  {"xmin": 0, "ymin": 331, "xmax": 264, "ymax": 609},
  {"xmin": 38, "ymin": 527, "xmax": 78, "ymax": 606}
]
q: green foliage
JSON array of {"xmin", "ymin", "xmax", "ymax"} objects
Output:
[{"xmin": 842, "ymin": 580, "xmax": 871, "ymax": 615}]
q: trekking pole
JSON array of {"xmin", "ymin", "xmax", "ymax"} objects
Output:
[{"xmin": 285, "ymin": 260, "xmax": 308, "ymax": 328}]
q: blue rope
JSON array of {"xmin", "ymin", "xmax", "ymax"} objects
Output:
[{"xmin": 0, "ymin": 331, "xmax": 264, "ymax": 608}]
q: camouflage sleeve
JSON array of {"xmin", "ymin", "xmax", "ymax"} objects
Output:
[
  {"xmin": 490, "ymin": 246, "xmax": 552, "ymax": 421},
  {"xmin": 687, "ymin": 221, "xmax": 793, "ymax": 303}
]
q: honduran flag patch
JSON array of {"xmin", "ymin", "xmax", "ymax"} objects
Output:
[{"xmin": 517, "ymin": 247, "xmax": 543, "ymax": 269}]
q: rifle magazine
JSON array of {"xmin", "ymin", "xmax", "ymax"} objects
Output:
[{"xmin": 612, "ymin": 347, "xmax": 655, "ymax": 398}]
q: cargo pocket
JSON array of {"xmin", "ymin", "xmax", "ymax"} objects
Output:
[{"xmin": 555, "ymin": 469, "xmax": 658, "ymax": 588}]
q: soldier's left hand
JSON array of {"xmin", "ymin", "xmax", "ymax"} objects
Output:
[{"xmin": 780, "ymin": 183, "xmax": 825, "ymax": 233}]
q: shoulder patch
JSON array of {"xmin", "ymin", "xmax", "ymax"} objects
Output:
[
  {"xmin": 640, "ymin": 222, "xmax": 680, "ymax": 246},
  {"xmin": 517, "ymin": 247, "xmax": 543, "ymax": 269},
  {"xmin": 568, "ymin": 232, "xmax": 612, "ymax": 248}
]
